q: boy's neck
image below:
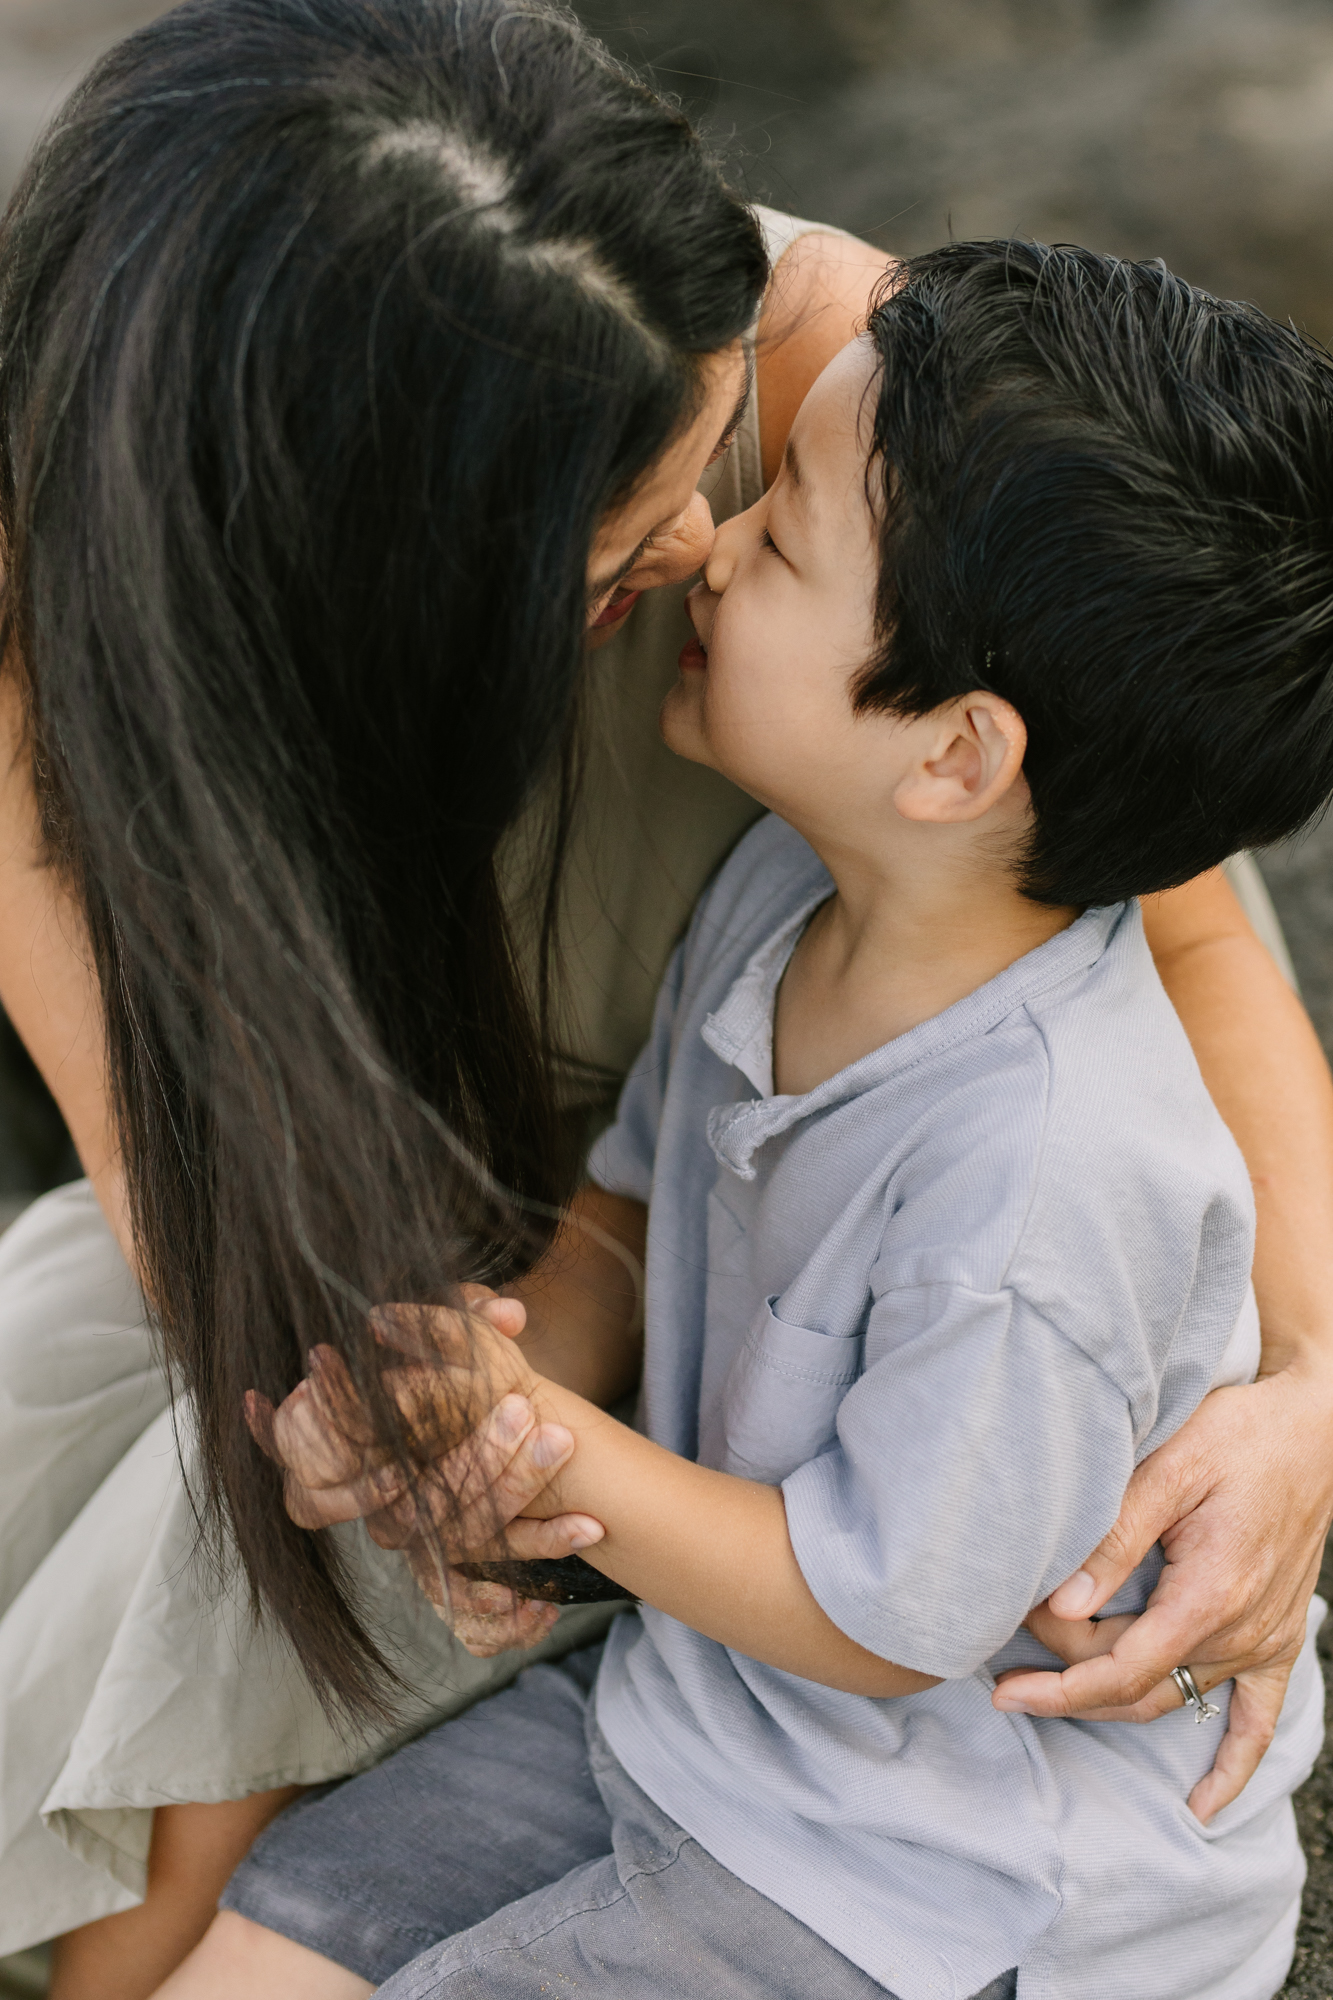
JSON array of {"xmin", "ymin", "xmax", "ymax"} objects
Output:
[{"xmin": 773, "ymin": 824, "xmax": 1078, "ymax": 1099}]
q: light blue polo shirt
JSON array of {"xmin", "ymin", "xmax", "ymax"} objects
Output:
[{"xmin": 589, "ymin": 813, "xmax": 1324, "ymax": 2000}]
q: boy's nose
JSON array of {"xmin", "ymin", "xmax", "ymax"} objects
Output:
[{"xmin": 701, "ymin": 508, "xmax": 747, "ymax": 596}]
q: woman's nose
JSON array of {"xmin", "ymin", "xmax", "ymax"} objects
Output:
[{"xmin": 636, "ymin": 491, "xmax": 716, "ymax": 589}]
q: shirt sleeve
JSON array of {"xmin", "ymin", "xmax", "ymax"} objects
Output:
[
  {"xmin": 585, "ymin": 939, "xmax": 688, "ymax": 1206},
  {"xmin": 780, "ymin": 1281, "xmax": 1136, "ymax": 1678}
]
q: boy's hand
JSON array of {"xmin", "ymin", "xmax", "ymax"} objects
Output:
[
  {"xmin": 245, "ymin": 1287, "xmax": 604, "ymax": 1649},
  {"xmin": 993, "ymin": 1370, "xmax": 1333, "ymax": 1822}
]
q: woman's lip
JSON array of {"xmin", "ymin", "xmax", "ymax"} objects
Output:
[
  {"xmin": 592, "ymin": 588, "xmax": 641, "ymax": 629},
  {"xmin": 679, "ymin": 636, "xmax": 707, "ymax": 672}
]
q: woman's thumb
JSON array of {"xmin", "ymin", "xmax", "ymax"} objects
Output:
[{"xmin": 1048, "ymin": 1463, "xmax": 1172, "ymax": 1619}]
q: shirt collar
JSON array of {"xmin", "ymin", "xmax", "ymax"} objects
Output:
[
  {"xmin": 703, "ymin": 900, "xmax": 1130, "ymax": 1181},
  {"xmin": 700, "ymin": 889, "xmax": 831, "ymax": 1097}
]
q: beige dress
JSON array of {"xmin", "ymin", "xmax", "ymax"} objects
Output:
[{"xmin": 0, "ymin": 203, "xmax": 1294, "ymax": 1957}]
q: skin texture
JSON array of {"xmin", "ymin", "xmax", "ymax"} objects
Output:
[{"xmin": 48, "ymin": 1792, "xmax": 303, "ymax": 2000}]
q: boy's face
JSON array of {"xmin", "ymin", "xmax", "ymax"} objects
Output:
[
  {"xmin": 663, "ymin": 336, "xmax": 1032, "ymax": 864},
  {"xmin": 662, "ymin": 338, "xmax": 893, "ymax": 830}
]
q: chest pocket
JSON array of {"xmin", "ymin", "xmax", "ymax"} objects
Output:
[{"xmin": 718, "ymin": 1297, "xmax": 864, "ymax": 1486}]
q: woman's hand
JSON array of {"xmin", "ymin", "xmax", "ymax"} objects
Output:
[
  {"xmin": 995, "ymin": 1367, "xmax": 1333, "ymax": 1822},
  {"xmin": 246, "ymin": 1288, "xmax": 605, "ymax": 1655}
]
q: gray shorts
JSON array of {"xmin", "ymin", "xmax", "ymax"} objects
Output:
[{"xmin": 222, "ymin": 1636, "xmax": 1017, "ymax": 1999}]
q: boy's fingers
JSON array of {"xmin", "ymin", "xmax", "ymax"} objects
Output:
[
  {"xmin": 403, "ymin": 1553, "xmax": 563, "ymax": 1658},
  {"xmin": 305, "ymin": 1344, "xmax": 377, "ymax": 1444},
  {"xmin": 449, "ymin": 1587, "xmax": 560, "ymax": 1659},
  {"xmin": 372, "ymin": 1291, "xmax": 527, "ymax": 1365},
  {"xmin": 244, "ymin": 1390, "xmax": 280, "ymax": 1461},
  {"xmin": 270, "ymin": 1376, "xmax": 371, "ymax": 1489}
]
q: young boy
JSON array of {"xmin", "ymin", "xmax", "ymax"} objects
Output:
[{"xmin": 237, "ymin": 242, "xmax": 1333, "ymax": 1999}]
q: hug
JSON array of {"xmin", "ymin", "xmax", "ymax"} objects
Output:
[{"xmin": 0, "ymin": 3, "xmax": 1332, "ymax": 1997}]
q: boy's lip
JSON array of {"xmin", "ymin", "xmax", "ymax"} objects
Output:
[{"xmin": 679, "ymin": 636, "xmax": 708, "ymax": 672}]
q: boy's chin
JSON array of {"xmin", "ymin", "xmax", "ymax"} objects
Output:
[{"xmin": 659, "ymin": 679, "xmax": 715, "ymax": 769}]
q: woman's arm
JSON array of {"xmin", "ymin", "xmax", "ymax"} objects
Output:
[
  {"xmin": 1003, "ymin": 867, "xmax": 1333, "ymax": 1820},
  {"xmin": 1145, "ymin": 869, "xmax": 1333, "ymax": 1379}
]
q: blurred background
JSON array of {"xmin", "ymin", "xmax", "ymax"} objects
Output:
[{"xmin": 1, "ymin": 0, "xmax": 1333, "ymax": 1991}]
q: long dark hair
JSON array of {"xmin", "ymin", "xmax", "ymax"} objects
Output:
[{"xmin": 0, "ymin": 0, "xmax": 765, "ymax": 1714}]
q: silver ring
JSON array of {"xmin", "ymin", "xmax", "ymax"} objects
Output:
[{"xmin": 1171, "ymin": 1665, "xmax": 1222, "ymax": 1724}]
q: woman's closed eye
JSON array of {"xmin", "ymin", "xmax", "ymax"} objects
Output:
[{"xmin": 705, "ymin": 422, "xmax": 740, "ymax": 469}]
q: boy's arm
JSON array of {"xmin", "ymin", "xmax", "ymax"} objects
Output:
[
  {"xmin": 519, "ymin": 1366, "xmax": 937, "ymax": 1699},
  {"xmin": 504, "ymin": 1184, "xmax": 931, "ymax": 1691},
  {"xmin": 1006, "ymin": 867, "xmax": 1333, "ymax": 1820}
]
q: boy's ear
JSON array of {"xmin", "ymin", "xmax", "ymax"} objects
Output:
[{"xmin": 893, "ymin": 692, "xmax": 1027, "ymax": 825}]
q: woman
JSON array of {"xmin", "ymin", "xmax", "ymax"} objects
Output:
[
  {"xmin": 0, "ymin": 0, "xmax": 1328, "ymax": 1994},
  {"xmin": 0, "ymin": 2, "xmax": 879, "ymax": 1988}
]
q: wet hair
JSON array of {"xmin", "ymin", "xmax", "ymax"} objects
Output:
[
  {"xmin": 0, "ymin": 0, "xmax": 765, "ymax": 1714},
  {"xmin": 859, "ymin": 240, "xmax": 1333, "ymax": 905}
]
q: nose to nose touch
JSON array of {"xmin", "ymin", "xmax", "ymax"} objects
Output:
[{"xmin": 671, "ymin": 491, "xmax": 717, "ymax": 578}]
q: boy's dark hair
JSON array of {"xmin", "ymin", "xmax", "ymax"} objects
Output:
[{"xmin": 861, "ymin": 241, "xmax": 1333, "ymax": 906}]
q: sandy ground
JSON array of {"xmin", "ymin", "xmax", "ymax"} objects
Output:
[{"xmin": 2, "ymin": 0, "xmax": 1333, "ymax": 1989}]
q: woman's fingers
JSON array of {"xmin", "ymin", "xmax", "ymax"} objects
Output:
[
  {"xmin": 994, "ymin": 1590, "xmax": 1235, "ymax": 1718},
  {"xmin": 1021, "ymin": 1602, "xmax": 1137, "ymax": 1664},
  {"xmin": 1187, "ymin": 1663, "xmax": 1289, "ymax": 1822},
  {"xmin": 999, "ymin": 1647, "xmax": 1291, "ymax": 1823},
  {"xmin": 1046, "ymin": 1451, "xmax": 1196, "ymax": 1622},
  {"xmin": 415, "ymin": 1398, "xmax": 576, "ymax": 1554},
  {"xmin": 400, "ymin": 1547, "xmax": 561, "ymax": 1657},
  {"xmin": 1015, "ymin": 1374, "xmax": 1333, "ymax": 1816},
  {"xmin": 499, "ymin": 1513, "xmax": 606, "ymax": 1561}
]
